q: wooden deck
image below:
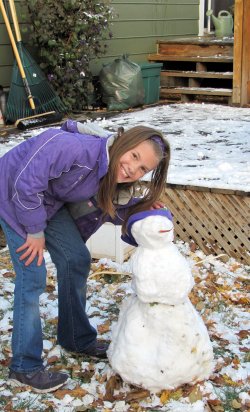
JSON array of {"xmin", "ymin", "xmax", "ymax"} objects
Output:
[
  {"xmin": 156, "ymin": 36, "xmax": 233, "ymax": 57},
  {"xmin": 148, "ymin": 36, "xmax": 234, "ymax": 104}
]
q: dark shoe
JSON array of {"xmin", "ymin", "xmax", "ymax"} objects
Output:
[
  {"xmin": 8, "ymin": 367, "xmax": 68, "ymax": 393},
  {"xmin": 69, "ymin": 340, "xmax": 109, "ymax": 359}
]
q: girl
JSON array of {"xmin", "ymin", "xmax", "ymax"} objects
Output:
[{"xmin": 0, "ymin": 120, "xmax": 170, "ymax": 393}]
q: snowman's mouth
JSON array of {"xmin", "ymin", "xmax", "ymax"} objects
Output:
[{"xmin": 158, "ymin": 229, "xmax": 172, "ymax": 233}]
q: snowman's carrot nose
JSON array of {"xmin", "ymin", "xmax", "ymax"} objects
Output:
[{"xmin": 159, "ymin": 229, "xmax": 172, "ymax": 233}]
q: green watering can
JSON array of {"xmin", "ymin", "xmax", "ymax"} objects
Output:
[{"xmin": 206, "ymin": 9, "xmax": 233, "ymax": 38}]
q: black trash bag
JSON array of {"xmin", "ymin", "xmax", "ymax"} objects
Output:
[{"xmin": 99, "ymin": 55, "xmax": 145, "ymax": 111}]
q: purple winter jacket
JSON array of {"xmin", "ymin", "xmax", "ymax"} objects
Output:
[{"xmin": 0, "ymin": 120, "xmax": 135, "ymax": 241}]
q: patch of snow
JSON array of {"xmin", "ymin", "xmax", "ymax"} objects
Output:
[{"xmin": 220, "ymin": 363, "xmax": 250, "ymax": 381}]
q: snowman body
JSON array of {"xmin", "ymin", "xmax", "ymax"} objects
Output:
[
  {"xmin": 108, "ymin": 214, "xmax": 214, "ymax": 392},
  {"xmin": 131, "ymin": 243, "xmax": 194, "ymax": 305}
]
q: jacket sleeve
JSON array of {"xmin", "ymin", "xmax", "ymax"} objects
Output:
[
  {"xmin": 12, "ymin": 129, "xmax": 94, "ymax": 234},
  {"xmin": 106, "ymin": 197, "xmax": 140, "ymax": 226},
  {"xmin": 61, "ymin": 119, "xmax": 113, "ymax": 138}
]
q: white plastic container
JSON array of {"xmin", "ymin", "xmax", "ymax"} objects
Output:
[{"xmin": 86, "ymin": 223, "xmax": 134, "ymax": 264}]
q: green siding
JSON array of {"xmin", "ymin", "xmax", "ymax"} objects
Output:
[
  {"xmin": 111, "ymin": 3, "xmax": 198, "ymax": 20},
  {"xmin": 111, "ymin": 19, "xmax": 198, "ymax": 38},
  {"xmin": 0, "ymin": 13, "xmax": 12, "ymax": 88},
  {"xmin": 90, "ymin": 0, "xmax": 199, "ymax": 74},
  {"xmin": 0, "ymin": 0, "xmax": 29, "ymax": 88},
  {"xmin": 1, "ymin": 1, "xmax": 199, "ymax": 88}
]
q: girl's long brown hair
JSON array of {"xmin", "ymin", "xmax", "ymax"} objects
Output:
[{"xmin": 97, "ymin": 125, "xmax": 170, "ymax": 232}]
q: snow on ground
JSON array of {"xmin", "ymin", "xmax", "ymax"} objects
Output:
[
  {"xmin": 0, "ymin": 103, "xmax": 249, "ymax": 411},
  {"xmin": 1, "ymin": 102, "xmax": 250, "ymax": 192},
  {"xmin": 99, "ymin": 103, "xmax": 250, "ymax": 192},
  {"xmin": 0, "ymin": 246, "xmax": 249, "ymax": 411}
]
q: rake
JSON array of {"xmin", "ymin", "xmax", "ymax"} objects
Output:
[{"xmin": 0, "ymin": 0, "xmax": 66, "ymax": 129}]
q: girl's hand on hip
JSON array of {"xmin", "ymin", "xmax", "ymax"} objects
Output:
[
  {"xmin": 16, "ymin": 236, "xmax": 45, "ymax": 267},
  {"xmin": 150, "ymin": 200, "xmax": 165, "ymax": 210}
]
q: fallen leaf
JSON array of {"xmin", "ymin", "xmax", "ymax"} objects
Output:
[
  {"xmin": 208, "ymin": 405, "xmax": 224, "ymax": 412},
  {"xmin": 2, "ymin": 271, "xmax": 15, "ymax": 278},
  {"xmin": 46, "ymin": 284, "xmax": 56, "ymax": 293},
  {"xmin": 43, "ymin": 400, "xmax": 57, "ymax": 409},
  {"xmin": 239, "ymin": 346, "xmax": 249, "ymax": 353},
  {"xmin": 181, "ymin": 384, "xmax": 197, "ymax": 397},
  {"xmin": 160, "ymin": 389, "xmax": 171, "ymax": 404},
  {"xmin": 47, "ymin": 318, "xmax": 58, "ymax": 325},
  {"xmin": 77, "ymin": 370, "xmax": 95, "ymax": 383},
  {"xmin": 96, "ymin": 372, "xmax": 107, "ymax": 384},
  {"xmin": 97, "ymin": 320, "xmax": 111, "ymax": 334},
  {"xmin": 205, "ymin": 320, "xmax": 217, "ymax": 328},
  {"xmin": 127, "ymin": 402, "xmax": 140, "ymax": 410},
  {"xmin": 54, "ymin": 387, "xmax": 87, "ymax": 399},
  {"xmin": 169, "ymin": 388, "xmax": 183, "ymax": 400},
  {"xmin": 47, "ymin": 355, "xmax": 59, "ymax": 364},
  {"xmin": 125, "ymin": 389, "xmax": 150, "ymax": 402},
  {"xmin": 204, "ymin": 402, "xmax": 214, "ymax": 412},
  {"xmin": 232, "ymin": 357, "xmax": 240, "ymax": 367},
  {"xmin": 190, "ymin": 242, "xmax": 198, "ymax": 252},
  {"xmin": 210, "ymin": 332, "xmax": 230, "ymax": 346},
  {"xmin": 213, "ymin": 362, "xmax": 225, "ymax": 373},
  {"xmin": 207, "ymin": 399, "xmax": 223, "ymax": 407},
  {"xmin": 47, "ymin": 292, "xmax": 56, "ymax": 300},
  {"xmin": 196, "ymin": 301, "xmax": 205, "ymax": 311},
  {"xmin": 2, "ymin": 346, "xmax": 11, "ymax": 355},
  {"xmin": 209, "ymin": 375, "xmax": 226, "ymax": 386},
  {"xmin": 222, "ymin": 374, "xmax": 240, "ymax": 386},
  {"xmin": 104, "ymin": 374, "xmax": 122, "ymax": 401},
  {"xmin": 188, "ymin": 386, "xmax": 203, "ymax": 403},
  {"xmin": 237, "ymin": 330, "xmax": 250, "ymax": 339},
  {"xmin": 230, "ymin": 263, "xmax": 241, "ymax": 272},
  {"xmin": 0, "ymin": 358, "xmax": 11, "ymax": 367},
  {"xmin": 231, "ymin": 399, "xmax": 242, "ymax": 409}
]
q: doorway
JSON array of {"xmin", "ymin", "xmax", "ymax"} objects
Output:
[{"xmin": 199, "ymin": 0, "xmax": 234, "ymax": 35}]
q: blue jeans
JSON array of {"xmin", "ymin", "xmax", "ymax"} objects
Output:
[{"xmin": 0, "ymin": 207, "xmax": 97, "ymax": 373}]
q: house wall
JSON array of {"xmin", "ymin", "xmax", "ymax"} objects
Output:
[
  {"xmin": 0, "ymin": 2, "xmax": 13, "ymax": 88},
  {"xmin": 91, "ymin": 0, "xmax": 199, "ymax": 74},
  {"xmin": 0, "ymin": 0, "xmax": 26, "ymax": 89},
  {"xmin": 0, "ymin": 0, "xmax": 199, "ymax": 89}
]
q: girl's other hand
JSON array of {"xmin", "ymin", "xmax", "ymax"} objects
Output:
[
  {"xmin": 150, "ymin": 200, "xmax": 165, "ymax": 210},
  {"xmin": 16, "ymin": 236, "xmax": 45, "ymax": 266}
]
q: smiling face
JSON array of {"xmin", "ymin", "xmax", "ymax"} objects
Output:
[{"xmin": 116, "ymin": 140, "xmax": 160, "ymax": 183}]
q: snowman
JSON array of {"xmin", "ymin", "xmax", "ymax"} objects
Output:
[{"xmin": 108, "ymin": 209, "xmax": 214, "ymax": 393}]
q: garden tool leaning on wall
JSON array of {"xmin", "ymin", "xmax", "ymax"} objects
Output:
[{"xmin": 0, "ymin": 0, "xmax": 66, "ymax": 129}]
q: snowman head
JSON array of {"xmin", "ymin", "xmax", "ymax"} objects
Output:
[
  {"xmin": 122, "ymin": 209, "xmax": 173, "ymax": 249},
  {"xmin": 132, "ymin": 215, "xmax": 174, "ymax": 249}
]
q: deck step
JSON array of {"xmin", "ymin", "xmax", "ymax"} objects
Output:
[
  {"xmin": 160, "ymin": 87, "xmax": 232, "ymax": 97},
  {"xmin": 156, "ymin": 38, "xmax": 233, "ymax": 58},
  {"xmin": 149, "ymin": 36, "xmax": 234, "ymax": 104},
  {"xmin": 161, "ymin": 70, "xmax": 233, "ymax": 79},
  {"xmin": 148, "ymin": 54, "xmax": 233, "ymax": 63}
]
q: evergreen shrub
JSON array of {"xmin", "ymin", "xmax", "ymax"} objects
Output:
[{"xmin": 22, "ymin": 0, "xmax": 114, "ymax": 111}]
